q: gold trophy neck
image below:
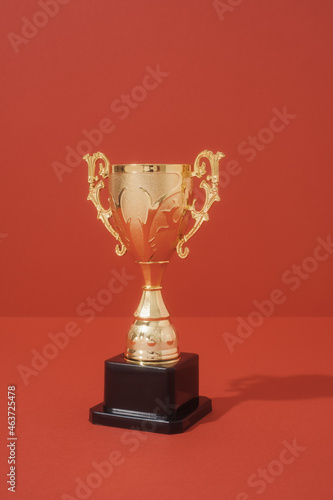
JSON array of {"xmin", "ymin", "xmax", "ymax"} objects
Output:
[{"xmin": 112, "ymin": 164, "xmax": 191, "ymax": 173}]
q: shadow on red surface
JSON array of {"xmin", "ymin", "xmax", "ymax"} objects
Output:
[{"xmin": 196, "ymin": 374, "xmax": 333, "ymax": 429}]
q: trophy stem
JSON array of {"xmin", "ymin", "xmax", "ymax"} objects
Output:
[{"xmin": 125, "ymin": 261, "xmax": 180, "ymax": 363}]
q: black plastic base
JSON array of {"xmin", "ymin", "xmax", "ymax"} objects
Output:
[
  {"xmin": 89, "ymin": 352, "xmax": 212, "ymax": 434},
  {"xmin": 90, "ymin": 396, "xmax": 212, "ymax": 434}
]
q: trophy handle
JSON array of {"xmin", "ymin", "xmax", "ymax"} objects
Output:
[
  {"xmin": 176, "ymin": 149, "xmax": 224, "ymax": 259},
  {"xmin": 83, "ymin": 152, "xmax": 126, "ymax": 256}
]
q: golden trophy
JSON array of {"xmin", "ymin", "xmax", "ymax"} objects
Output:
[{"xmin": 84, "ymin": 149, "xmax": 224, "ymax": 433}]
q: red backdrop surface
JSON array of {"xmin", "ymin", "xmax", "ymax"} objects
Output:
[
  {"xmin": 1, "ymin": 0, "xmax": 333, "ymax": 318},
  {"xmin": 1, "ymin": 2, "xmax": 333, "ymax": 499},
  {"xmin": 1, "ymin": 317, "xmax": 333, "ymax": 499}
]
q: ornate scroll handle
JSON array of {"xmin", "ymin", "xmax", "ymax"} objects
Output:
[
  {"xmin": 176, "ymin": 149, "xmax": 224, "ymax": 258},
  {"xmin": 83, "ymin": 152, "xmax": 126, "ymax": 256}
]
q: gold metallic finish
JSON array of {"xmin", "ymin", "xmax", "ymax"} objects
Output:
[
  {"xmin": 84, "ymin": 149, "xmax": 224, "ymax": 363},
  {"xmin": 176, "ymin": 150, "xmax": 224, "ymax": 258},
  {"xmin": 134, "ymin": 289, "xmax": 170, "ymax": 319},
  {"xmin": 112, "ymin": 164, "xmax": 191, "ymax": 174},
  {"xmin": 127, "ymin": 319, "xmax": 179, "ymax": 362},
  {"xmin": 136, "ymin": 261, "xmax": 170, "ymax": 264},
  {"xmin": 125, "ymin": 355, "xmax": 181, "ymax": 366},
  {"xmin": 142, "ymin": 285, "xmax": 162, "ymax": 290},
  {"xmin": 84, "ymin": 152, "xmax": 127, "ymax": 256}
]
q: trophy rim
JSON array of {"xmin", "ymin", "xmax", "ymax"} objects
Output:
[{"xmin": 111, "ymin": 164, "xmax": 191, "ymax": 173}]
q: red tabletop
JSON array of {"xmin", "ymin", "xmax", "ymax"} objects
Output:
[{"xmin": 1, "ymin": 316, "xmax": 332, "ymax": 499}]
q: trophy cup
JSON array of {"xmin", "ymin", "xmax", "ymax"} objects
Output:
[{"xmin": 84, "ymin": 149, "xmax": 224, "ymax": 434}]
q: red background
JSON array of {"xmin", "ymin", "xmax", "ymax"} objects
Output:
[
  {"xmin": 1, "ymin": 317, "xmax": 333, "ymax": 500},
  {"xmin": 1, "ymin": 2, "xmax": 333, "ymax": 498},
  {"xmin": 1, "ymin": 0, "xmax": 333, "ymax": 318}
]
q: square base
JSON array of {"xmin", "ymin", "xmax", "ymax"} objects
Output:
[
  {"xmin": 89, "ymin": 352, "xmax": 212, "ymax": 434},
  {"xmin": 89, "ymin": 396, "xmax": 212, "ymax": 435}
]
